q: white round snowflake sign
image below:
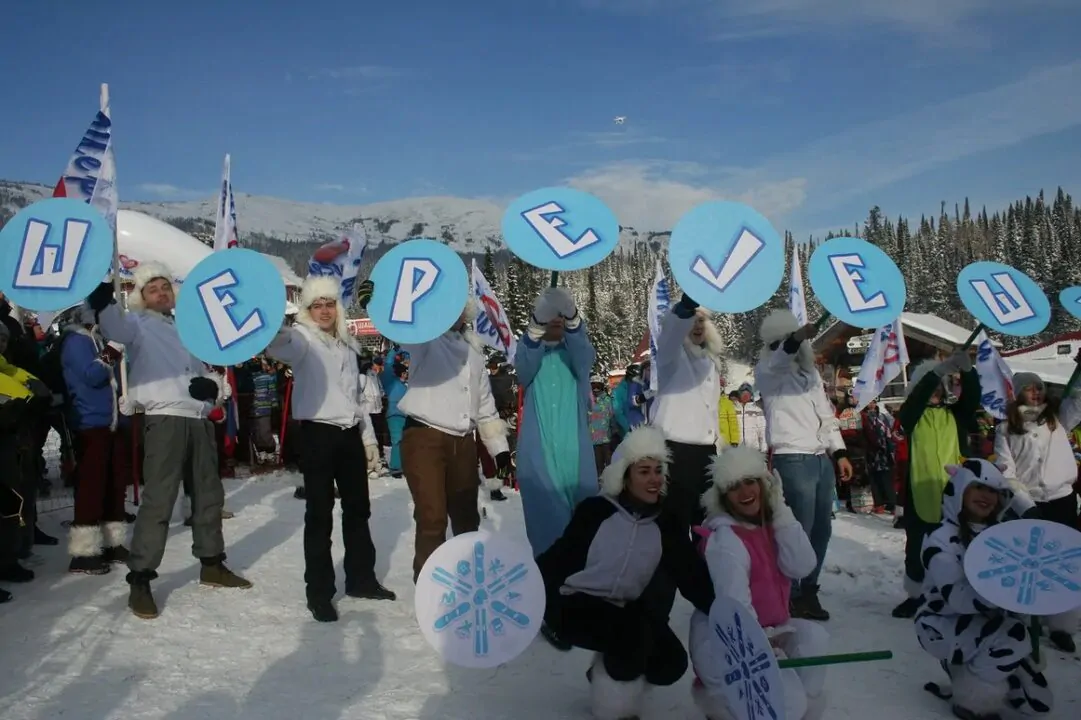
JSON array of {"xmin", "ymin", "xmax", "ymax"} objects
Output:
[
  {"xmin": 414, "ymin": 530, "xmax": 545, "ymax": 668},
  {"xmin": 705, "ymin": 595, "xmax": 786, "ymax": 720},
  {"xmin": 964, "ymin": 519, "xmax": 1081, "ymax": 616}
]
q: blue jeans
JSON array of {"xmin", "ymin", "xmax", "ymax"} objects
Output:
[{"xmin": 771, "ymin": 453, "xmax": 835, "ymax": 597}]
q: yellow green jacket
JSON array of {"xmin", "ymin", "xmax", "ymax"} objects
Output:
[
  {"xmin": 0, "ymin": 356, "xmax": 34, "ymax": 400},
  {"xmin": 718, "ymin": 395, "xmax": 740, "ymax": 446}
]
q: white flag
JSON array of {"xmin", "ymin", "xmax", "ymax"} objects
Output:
[
  {"xmin": 307, "ymin": 224, "xmax": 369, "ymax": 307},
  {"xmin": 471, "ymin": 260, "xmax": 517, "ymax": 362},
  {"xmin": 788, "ymin": 242, "xmax": 807, "ymax": 326},
  {"xmin": 647, "ymin": 259, "xmax": 671, "ymax": 393},
  {"xmin": 213, "ymin": 154, "xmax": 239, "ymax": 251},
  {"xmin": 974, "ymin": 331, "xmax": 1013, "ymax": 419},
  {"xmin": 851, "ymin": 317, "xmax": 910, "ymax": 411}
]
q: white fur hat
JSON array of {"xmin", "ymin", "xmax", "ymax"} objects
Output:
[
  {"xmin": 905, "ymin": 359, "xmax": 939, "ymax": 396},
  {"xmin": 599, "ymin": 425, "xmax": 671, "ymax": 497},
  {"xmin": 296, "ymin": 275, "xmax": 351, "ymax": 342},
  {"xmin": 126, "ymin": 261, "xmax": 173, "ymax": 311},
  {"xmin": 759, "ymin": 308, "xmax": 799, "ymax": 345},
  {"xmin": 701, "ymin": 446, "xmax": 777, "ymax": 518}
]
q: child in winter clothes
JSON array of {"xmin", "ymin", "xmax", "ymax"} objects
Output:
[
  {"xmin": 690, "ymin": 446, "xmax": 828, "ymax": 720},
  {"xmin": 385, "ymin": 362, "xmax": 408, "ymax": 477},
  {"xmin": 536, "ymin": 425, "xmax": 715, "ymax": 720},
  {"xmin": 994, "ymin": 369, "xmax": 1081, "ymax": 653},
  {"xmin": 914, "ymin": 459, "xmax": 1053, "ymax": 720},
  {"xmin": 250, "ymin": 358, "xmax": 278, "ymax": 463},
  {"xmin": 589, "ymin": 376, "xmax": 614, "ymax": 476},
  {"xmin": 893, "ymin": 352, "xmax": 981, "ymax": 619}
]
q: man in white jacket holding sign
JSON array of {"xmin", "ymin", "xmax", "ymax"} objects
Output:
[
  {"xmin": 86, "ymin": 264, "xmax": 250, "ymax": 621},
  {"xmin": 266, "ymin": 277, "xmax": 395, "ymax": 622},
  {"xmin": 755, "ymin": 309, "xmax": 853, "ymax": 622}
]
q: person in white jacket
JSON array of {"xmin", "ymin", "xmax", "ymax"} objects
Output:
[
  {"xmin": 691, "ymin": 446, "xmax": 828, "ymax": 720},
  {"xmin": 754, "ymin": 310, "xmax": 853, "ymax": 622},
  {"xmin": 394, "ymin": 297, "xmax": 510, "ymax": 582},
  {"xmin": 266, "ymin": 277, "xmax": 395, "ymax": 622},
  {"xmin": 650, "ymin": 293, "xmax": 726, "ymax": 533},
  {"xmin": 86, "ymin": 265, "xmax": 250, "ymax": 621},
  {"xmin": 993, "ymin": 368, "xmax": 1081, "ymax": 653}
]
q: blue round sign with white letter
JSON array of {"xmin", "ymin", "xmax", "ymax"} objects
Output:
[
  {"xmin": 957, "ymin": 261, "xmax": 1050, "ymax": 337},
  {"xmin": 367, "ymin": 239, "xmax": 468, "ymax": 344},
  {"xmin": 175, "ymin": 248, "xmax": 286, "ymax": 366},
  {"xmin": 1058, "ymin": 287, "xmax": 1081, "ymax": 321},
  {"xmin": 0, "ymin": 198, "xmax": 115, "ymax": 312},
  {"xmin": 808, "ymin": 237, "xmax": 907, "ymax": 329},
  {"xmin": 501, "ymin": 187, "xmax": 619, "ymax": 271},
  {"xmin": 668, "ymin": 201, "xmax": 784, "ymax": 313}
]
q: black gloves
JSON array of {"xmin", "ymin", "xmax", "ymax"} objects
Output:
[
  {"xmin": 188, "ymin": 377, "xmax": 220, "ymax": 402},
  {"xmin": 86, "ymin": 282, "xmax": 116, "ymax": 312},
  {"xmin": 356, "ymin": 280, "xmax": 374, "ymax": 310},
  {"xmin": 673, "ymin": 293, "xmax": 699, "ymax": 318},
  {"xmin": 495, "ymin": 451, "xmax": 512, "ymax": 479},
  {"xmin": 27, "ymin": 378, "xmax": 52, "ymax": 399}
]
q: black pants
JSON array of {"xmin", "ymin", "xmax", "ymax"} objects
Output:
[
  {"xmin": 1038, "ymin": 490, "xmax": 1079, "ymax": 528},
  {"xmin": 869, "ymin": 467, "xmax": 897, "ymax": 510},
  {"xmin": 903, "ymin": 476, "xmax": 938, "ymax": 586},
  {"xmin": 300, "ymin": 421, "xmax": 376, "ymax": 602},
  {"xmin": 551, "ymin": 592, "xmax": 688, "ymax": 685}
]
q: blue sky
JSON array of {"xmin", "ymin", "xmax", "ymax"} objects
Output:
[{"xmin": 4, "ymin": 0, "xmax": 1081, "ymax": 238}]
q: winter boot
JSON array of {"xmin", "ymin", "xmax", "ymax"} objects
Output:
[
  {"xmin": 950, "ymin": 668, "xmax": 1005, "ymax": 720},
  {"xmin": 0, "ymin": 587, "xmax": 11, "ymax": 603},
  {"xmin": 127, "ymin": 571, "xmax": 159, "ymax": 619},
  {"xmin": 893, "ymin": 576, "xmax": 923, "ymax": 618},
  {"xmin": 199, "ymin": 556, "xmax": 252, "ymax": 589},
  {"xmin": 67, "ymin": 525, "xmax": 109, "ymax": 575},
  {"xmin": 308, "ymin": 598, "xmax": 339, "ymax": 622},
  {"xmin": 540, "ymin": 622, "xmax": 572, "ymax": 651},
  {"xmin": 0, "ymin": 562, "xmax": 34, "ymax": 583},
  {"xmin": 346, "ymin": 580, "xmax": 397, "ymax": 601},
  {"xmin": 101, "ymin": 521, "xmax": 130, "ymax": 564},
  {"xmin": 34, "ymin": 525, "xmax": 59, "ymax": 546},
  {"xmin": 1049, "ymin": 629, "xmax": 1076, "ymax": 653},
  {"xmin": 293, "ymin": 486, "xmax": 306, "ymax": 500},
  {"xmin": 791, "ymin": 586, "xmax": 829, "ymax": 621},
  {"xmin": 589, "ymin": 653, "xmax": 645, "ymax": 720},
  {"xmin": 490, "ymin": 489, "xmax": 507, "ymax": 501}
]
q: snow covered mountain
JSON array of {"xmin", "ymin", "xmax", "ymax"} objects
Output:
[{"xmin": 0, "ymin": 179, "xmax": 666, "ymax": 253}]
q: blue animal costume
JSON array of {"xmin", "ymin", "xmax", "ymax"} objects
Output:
[{"xmin": 514, "ymin": 287, "xmax": 597, "ymax": 559}]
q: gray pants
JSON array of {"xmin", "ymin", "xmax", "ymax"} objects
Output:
[{"xmin": 129, "ymin": 416, "xmax": 224, "ymax": 573}]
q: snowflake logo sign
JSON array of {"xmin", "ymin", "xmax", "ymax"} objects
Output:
[
  {"xmin": 965, "ymin": 519, "xmax": 1081, "ymax": 616},
  {"xmin": 707, "ymin": 595, "xmax": 785, "ymax": 720},
  {"xmin": 414, "ymin": 530, "xmax": 545, "ymax": 668}
]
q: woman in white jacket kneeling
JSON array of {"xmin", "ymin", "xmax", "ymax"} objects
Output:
[{"xmin": 690, "ymin": 446, "xmax": 828, "ymax": 720}]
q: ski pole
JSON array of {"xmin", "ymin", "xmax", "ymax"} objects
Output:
[{"xmin": 777, "ymin": 650, "xmax": 893, "ymax": 669}]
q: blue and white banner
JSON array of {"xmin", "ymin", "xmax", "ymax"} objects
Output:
[
  {"xmin": 471, "ymin": 260, "xmax": 517, "ymax": 363},
  {"xmin": 974, "ymin": 330, "xmax": 1013, "ymax": 419},
  {"xmin": 307, "ymin": 224, "xmax": 369, "ymax": 307},
  {"xmin": 213, "ymin": 154, "xmax": 239, "ymax": 252},
  {"xmin": 53, "ymin": 85, "xmax": 117, "ymax": 234},
  {"xmin": 788, "ymin": 241, "xmax": 807, "ymax": 326},
  {"xmin": 647, "ymin": 258, "xmax": 670, "ymax": 394},
  {"xmin": 851, "ymin": 316, "xmax": 909, "ymax": 411}
]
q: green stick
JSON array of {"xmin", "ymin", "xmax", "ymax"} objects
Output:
[
  {"xmin": 777, "ymin": 650, "xmax": 892, "ymax": 669},
  {"xmin": 812, "ymin": 312, "xmax": 832, "ymax": 332},
  {"xmin": 1030, "ymin": 617, "xmax": 1041, "ymax": 663},
  {"xmin": 550, "ymin": 271, "xmax": 558, "ymax": 288},
  {"xmin": 958, "ymin": 323, "xmax": 986, "ymax": 352}
]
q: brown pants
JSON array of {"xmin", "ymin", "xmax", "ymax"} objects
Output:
[{"xmin": 401, "ymin": 422, "xmax": 481, "ymax": 581}]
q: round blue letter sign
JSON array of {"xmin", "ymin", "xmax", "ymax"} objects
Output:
[
  {"xmin": 0, "ymin": 198, "xmax": 115, "ymax": 312},
  {"xmin": 367, "ymin": 239, "xmax": 468, "ymax": 344},
  {"xmin": 956, "ymin": 262, "xmax": 1050, "ymax": 337},
  {"xmin": 808, "ymin": 237, "xmax": 907, "ymax": 329},
  {"xmin": 175, "ymin": 248, "xmax": 286, "ymax": 366},
  {"xmin": 1058, "ymin": 286, "xmax": 1081, "ymax": 321},
  {"xmin": 501, "ymin": 187, "xmax": 619, "ymax": 271},
  {"xmin": 668, "ymin": 201, "xmax": 784, "ymax": 313}
]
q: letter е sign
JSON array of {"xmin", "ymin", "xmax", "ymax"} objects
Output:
[
  {"xmin": 175, "ymin": 248, "xmax": 286, "ymax": 366},
  {"xmin": 0, "ymin": 198, "xmax": 115, "ymax": 312},
  {"xmin": 808, "ymin": 236, "xmax": 907, "ymax": 329},
  {"xmin": 367, "ymin": 239, "xmax": 469, "ymax": 344},
  {"xmin": 501, "ymin": 188, "xmax": 619, "ymax": 272}
]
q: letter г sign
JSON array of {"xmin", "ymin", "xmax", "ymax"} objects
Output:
[
  {"xmin": 367, "ymin": 239, "xmax": 469, "ymax": 344},
  {"xmin": 0, "ymin": 198, "xmax": 115, "ymax": 312},
  {"xmin": 808, "ymin": 236, "xmax": 907, "ymax": 329},
  {"xmin": 175, "ymin": 248, "xmax": 286, "ymax": 366},
  {"xmin": 668, "ymin": 201, "xmax": 784, "ymax": 313},
  {"xmin": 501, "ymin": 188, "xmax": 619, "ymax": 271}
]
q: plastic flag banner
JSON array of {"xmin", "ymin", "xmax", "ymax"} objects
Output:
[
  {"xmin": 307, "ymin": 224, "xmax": 369, "ymax": 308},
  {"xmin": 851, "ymin": 316, "xmax": 909, "ymax": 412},
  {"xmin": 647, "ymin": 258, "xmax": 670, "ymax": 394},
  {"xmin": 789, "ymin": 242, "xmax": 807, "ymax": 326},
  {"xmin": 974, "ymin": 331, "xmax": 1014, "ymax": 420},
  {"xmin": 471, "ymin": 260, "xmax": 517, "ymax": 362},
  {"xmin": 213, "ymin": 154, "xmax": 239, "ymax": 251}
]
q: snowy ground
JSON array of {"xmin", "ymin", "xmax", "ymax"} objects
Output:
[{"xmin": 2, "ymin": 473, "xmax": 1079, "ymax": 720}]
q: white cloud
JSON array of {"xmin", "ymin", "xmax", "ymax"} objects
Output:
[
  {"xmin": 135, "ymin": 183, "xmax": 205, "ymax": 200},
  {"xmin": 314, "ymin": 183, "xmax": 367, "ymax": 195},
  {"xmin": 309, "ymin": 65, "xmax": 404, "ymax": 81}
]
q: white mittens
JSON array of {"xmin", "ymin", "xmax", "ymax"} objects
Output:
[
  {"xmin": 532, "ymin": 288, "xmax": 577, "ymax": 324},
  {"xmin": 365, "ymin": 444, "xmax": 379, "ymax": 468},
  {"xmin": 769, "ymin": 472, "xmax": 798, "ymax": 528},
  {"xmin": 936, "ymin": 351, "xmax": 972, "ymax": 376}
]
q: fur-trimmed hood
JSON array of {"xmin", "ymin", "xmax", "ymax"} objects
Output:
[
  {"xmin": 685, "ymin": 307, "xmax": 725, "ymax": 370},
  {"xmin": 126, "ymin": 261, "xmax": 174, "ymax": 312},
  {"xmin": 700, "ymin": 446, "xmax": 777, "ymax": 519},
  {"xmin": 599, "ymin": 425, "xmax": 671, "ymax": 497},
  {"xmin": 295, "ymin": 275, "xmax": 357, "ymax": 350},
  {"xmin": 759, "ymin": 308, "xmax": 799, "ymax": 345}
]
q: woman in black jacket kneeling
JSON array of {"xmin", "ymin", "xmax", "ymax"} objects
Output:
[{"xmin": 536, "ymin": 424, "xmax": 715, "ymax": 720}]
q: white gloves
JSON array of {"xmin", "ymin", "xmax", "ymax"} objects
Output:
[
  {"xmin": 532, "ymin": 288, "xmax": 577, "ymax": 324},
  {"xmin": 769, "ymin": 472, "xmax": 798, "ymax": 528},
  {"xmin": 365, "ymin": 444, "xmax": 380, "ymax": 469},
  {"xmin": 936, "ymin": 351, "xmax": 972, "ymax": 376}
]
